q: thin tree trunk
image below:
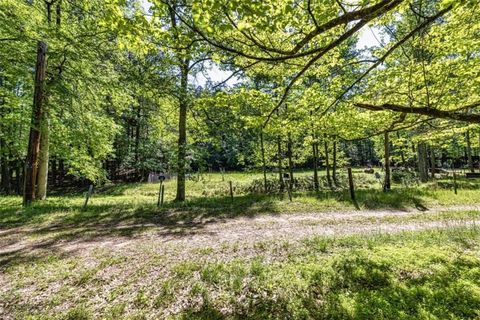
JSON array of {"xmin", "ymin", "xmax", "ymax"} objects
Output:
[
  {"xmin": 312, "ymin": 139, "xmax": 319, "ymax": 192},
  {"xmin": 287, "ymin": 132, "xmax": 294, "ymax": 189},
  {"xmin": 466, "ymin": 130, "xmax": 474, "ymax": 173},
  {"xmin": 24, "ymin": 41, "xmax": 47, "ymax": 206},
  {"xmin": 383, "ymin": 131, "xmax": 391, "ymax": 191},
  {"xmin": 332, "ymin": 140, "xmax": 338, "ymax": 186},
  {"xmin": 417, "ymin": 142, "xmax": 428, "ymax": 183},
  {"xmin": 175, "ymin": 62, "xmax": 188, "ymax": 202},
  {"xmin": 277, "ymin": 135, "xmax": 285, "ymax": 192},
  {"xmin": 260, "ymin": 130, "xmax": 267, "ymax": 193},
  {"xmin": 324, "ymin": 136, "xmax": 332, "ymax": 189},
  {"xmin": 430, "ymin": 146, "xmax": 436, "ymax": 179},
  {"xmin": 135, "ymin": 104, "xmax": 141, "ymax": 163}
]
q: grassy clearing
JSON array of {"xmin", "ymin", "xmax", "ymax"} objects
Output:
[
  {"xmin": 2, "ymin": 226, "xmax": 480, "ymax": 319},
  {"xmin": 1, "ymin": 171, "xmax": 480, "ymax": 319}
]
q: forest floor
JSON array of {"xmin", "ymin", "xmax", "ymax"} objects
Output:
[{"xmin": 1, "ymin": 173, "xmax": 480, "ymax": 319}]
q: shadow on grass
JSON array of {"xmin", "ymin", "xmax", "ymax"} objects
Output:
[
  {"xmin": 176, "ymin": 246, "xmax": 480, "ymax": 320},
  {"xmin": 303, "ymin": 187, "xmax": 430, "ymax": 211},
  {"xmin": 0, "ymin": 185, "xmax": 435, "ymax": 270}
]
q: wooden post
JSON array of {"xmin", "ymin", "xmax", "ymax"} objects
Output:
[
  {"xmin": 82, "ymin": 185, "xmax": 93, "ymax": 210},
  {"xmin": 157, "ymin": 181, "xmax": 163, "ymax": 207},
  {"xmin": 161, "ymin": 185, "xmax": 165, "ymax": 207},
  {"xmin": 348, "ymin": 167, "xmax": 356, "ymax": 202},
  {"xmin": 229, "ymin": 180, "xmax": 233, "ymax": 202}
]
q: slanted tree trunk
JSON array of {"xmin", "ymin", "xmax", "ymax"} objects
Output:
[
  {"xmin": 383, "ymin": 132, "xmax": 391, "ymax": 191},
  {"xmin": 24, "ymin": 41, "xmax": 47, "ymax": 206},
  {"xmin": 417, "ymin": 142, "xmax": 428, "ymax": 183},
  {"xmin": 466, "ymin": 130, "xmax": 474, "ymax": 173},
  {"xmin": 324, "ymin": 136, "xmax": 332, "ymax": 189},
  {"xmin": 287, "ymin": 132, "xmax": 294, "ymax": 189},
  {"xmin": 175, "ymin": 62, "xmax": 188, "ymax": 202}
]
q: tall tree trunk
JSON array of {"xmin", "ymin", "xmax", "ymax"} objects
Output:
[
  {"xmin": 260, "ymin": 130, "xmax": 267, "ymax": 193},
  {"xmin": 135, "ymin": 104, "xmax": 141, "ymax": 163},
  {"xmin": 332, "ymin": 140, "xmax": 338, "ymax": 186},
  {"xmin": 312, "ymin": 137, "xmax": 319, "ymax": 192},
  {"xmin": 36, "ymin": 117, "xmax": 50, "ymax": 200},
  {"xmin": 24, "ymin": 41, "xmax": 47, "ymax": 206},
  {"xmin": 277, "ymin": 135, "xmax": 285, "ymax": 192},
  {"xmin": 417, "ymin": 142, "xmax": 428, "ymax": 183},
  {"xmin": 324, "ymin": 136, "xmax": 332, "ymax": 189},
  {"xmin": 175, "ymin": 62, "xmax": 188, "ymax": 202},
  {"xmin": 430, "ymin": 146, "xmax": 436, "ymax": 179},
  {"xmin": 466, "ymin": 130, "xmax": 474, "ymax": 173},
  {"xmin": 36, "ymin": 108, "xmax": 49, "ymax": 200},
  {"xmin": 383, "ymin": 131, "xmax": 391, "ymax": 191},
  {"xmin": 287, "ymin": 132, "xmax": 294, "ymax": 189}
]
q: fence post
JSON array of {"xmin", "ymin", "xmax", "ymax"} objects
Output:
[
  {"xmin": 161, "ymin": 185, "xmax": 165, "ymax": 207},
  {"xmin": 229, "ymin": 180, "xmax": 234, "ymax": 202},
  {"xmin": 157, "ymin": 181, "xmax": 163, "ymax": 207},
  {"xmin": 82, "ymin": 185, "xmax": 94, "ymax": 210}
]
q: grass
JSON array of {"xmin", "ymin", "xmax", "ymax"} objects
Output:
[
  {"xmin": 2, "ymin": 227, "xmax": 480, "ymax": 319},
  {"xmin": 1, "ymin": 170, "xmax": 480, "ymax": 319}
]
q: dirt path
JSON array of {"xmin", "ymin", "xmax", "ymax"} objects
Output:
[{"xmin": 1, "ymin": 205, "xmax": 479, "ymax": 258}]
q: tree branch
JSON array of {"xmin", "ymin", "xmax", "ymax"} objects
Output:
[{"xmin": 356, "ymin": 101, "xmax": 480, "ymax": 123}]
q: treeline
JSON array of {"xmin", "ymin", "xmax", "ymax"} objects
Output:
[{"xmin": 1, "ymin": 0, "xmax": 479, "ymax": 202}]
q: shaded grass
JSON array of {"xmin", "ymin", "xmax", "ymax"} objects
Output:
[{"xmin": 3, "ymin": 226, "xmax": 480, "ymax": 319}]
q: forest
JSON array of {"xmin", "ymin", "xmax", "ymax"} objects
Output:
[{"xmin": 1, "ymin": 0, "xmax": 480, "ymax": 319}]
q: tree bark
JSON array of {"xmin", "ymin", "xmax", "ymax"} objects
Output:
[
  {"xmin": 36, "ymin": 114, "xmax": 49, "ymax": 200},
  {"xmin": 312, "ymin": 137, "xmax": 319, "ymax": 192},
  {"xmin": 466, "ymin": 130, "xmax": 474, "ymax": 173},
  {"xmin": 287, "ymin": 132, "xmax": 294, "ymax": 189},
  {"xmin": 175, "ymin": 62, "xmax": 188, "ymax": 202},
  {"xmin": 24, "ymin": 41, "xmax": 47, "ymax": 206},
  {"xmin": 332, "ymin": 140, "xmax": 338, "ymax": 186},
  {"xmin": 417, "ymin": 142, "xmax": 428, "ymax": 183},
  {"xmin": 324, "ymin": 136, "xmax": 332, "ymax": 189},
  {"xmin": 430, "ymin": 145, "xmax": 436, "ymax": 179},
  {"xmin": 383, "ymin": 131, "xmax": 391, "ymax": 191},
  {"xmin": 356, "ymin": 101, "xmax": 480, "ymax": 124},
  {"xmin": 260, "ymin": 130, "xmax": 267, "ymax": 193},
  {"xmin": 277, "ymin": 135, "xmax": 285, "ymax": 192}
]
